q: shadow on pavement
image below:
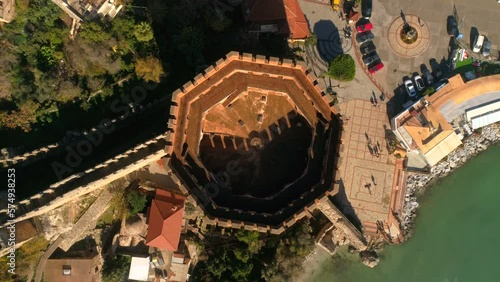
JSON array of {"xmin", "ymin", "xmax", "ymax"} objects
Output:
[
  {"xmin": 331, "ymin": 178, "xmax": 363, "ymax": 232},
  {"xmin": 313, "ymin": 20, "xmax": 343, "ymax": 62}
]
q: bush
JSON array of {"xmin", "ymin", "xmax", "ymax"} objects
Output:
[
  {"xmin": 127, "ymin": 190, "xmax": 147, "ymax": 215},
  {"xmin": 423, "ymin": 87, "xmax": 435, "ymax": 96},
  {"xmin": 133, "ymin": 22, "xmax": 154, "ymax": 42},
  {"xmin": 328, "ymin": 54, "xmax": 356, "ymax": 82},
  {"xmin": 135, "ymin": 56, "xmax": 164, "ymax": 83},
  {"xmin": 102, "ymin": 255, "xmax": 131, "ymax": 282}
]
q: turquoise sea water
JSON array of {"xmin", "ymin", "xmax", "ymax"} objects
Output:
[{"xmin": 307, "ymin": 145, "xmax": 500, "ymax": 282}]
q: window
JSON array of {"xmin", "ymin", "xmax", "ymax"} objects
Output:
[{"xmin": 63, "ymin": 265, "xmax": 71, "ymax": 276}]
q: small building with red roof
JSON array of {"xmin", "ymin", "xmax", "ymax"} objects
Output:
[
  {"xmin": 244, "ymin": 0, "xmax": 310, "ymax": 40},
  {"xmin": 145, "ymin": 189, "xmax": 186, "ymax": 251}
]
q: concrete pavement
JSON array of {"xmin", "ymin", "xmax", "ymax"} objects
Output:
[{"xmin": 298, "ymin": 0, "xmax": 383, "ymax": 103}]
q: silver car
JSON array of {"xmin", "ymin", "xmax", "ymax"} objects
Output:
[
  {"xmin": 404, "ymin": 79, "xmax": 417, "ymax": 97},
  {"xmin": 482, "ymin": 40, "xmax": 491, "ymax": 57}
]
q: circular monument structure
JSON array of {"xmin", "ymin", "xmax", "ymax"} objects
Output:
[{"xmin": 388, "ymin": 14, "xmax": 431, "ymax": 57}]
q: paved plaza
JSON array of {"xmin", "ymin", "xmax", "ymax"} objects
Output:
[
  {"xmin": 336, "ymin": 100, "xmax": 397, "ymax": 228},
  {"xmin": 298, "ymin": 0, "xmax": 382, "ymax": 103},
  {"xmin": 300, "ymin": 0, "xmax": 500, "ymax": 111}
]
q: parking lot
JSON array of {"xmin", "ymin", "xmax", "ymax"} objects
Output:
[{"xmin": 369, "ymin": 0, "xmax": 500, "ymax": 107}]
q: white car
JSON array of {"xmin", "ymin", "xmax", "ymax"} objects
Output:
[
  {"xmin": 472, "ymin": 35, "xmax": 485, "ymax": 53},
  {"xmin": 413, "ymin": 75, "xmax": 425, "ymax": 92},
  {"xmin": 404, "ymin": 79, "xmax": 417, "ymax": 97}
]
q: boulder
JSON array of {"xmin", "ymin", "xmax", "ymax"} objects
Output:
[{"xmin": 360, "ymin": 250, "xmax": 380, "ymax": 268}]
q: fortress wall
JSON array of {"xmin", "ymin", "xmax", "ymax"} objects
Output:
[
  {"xmin": 1, "ymin": 96, "xmax": 170, "ymax": 168},
  {"xmin": 167, "ymin": 51, "xmax": 352, "ymax": 236},
  {"xmin": 0, "ymin": 134, "xmax": 169, "ymax": 227},
  {"xmin": 317, "ymin": 199, "xmax": 367, "ymax": 251}
]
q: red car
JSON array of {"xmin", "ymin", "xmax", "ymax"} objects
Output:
[
  {"xmin": 357, "ymin": 22, "xmax": 373, "ymax": 33},
  {"xmin": 369, "ymin": 62, "xmax": 384, "ymax": 74}
]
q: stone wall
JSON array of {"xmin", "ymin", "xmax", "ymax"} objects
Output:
[
  {"xmin": 0, "ymin": 96, "xmax": 170, "ymax": 168},
  {"xmin": 0, "ymin": 133, "xmax": 169, "ymax": 228},
  {"xmin": 401, "ymin": 123, "xmax": 500, "ymax": 238},
  {"xmin": 317, "ymin": 199, "xmax": 367, "ymax": 251}
]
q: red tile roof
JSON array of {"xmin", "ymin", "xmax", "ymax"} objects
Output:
[
  {"xmin": 284, "ymin": 0, "xmax": 310, "ymax": 39},
  {"xmin": 245, "ymin": 0, "xmax": 310, "ymax": 39},
  {"xmin": 145, "ymin": 190, "xmax": 185, "ymax": 251}
]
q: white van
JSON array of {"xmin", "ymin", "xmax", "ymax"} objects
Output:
[{"xmin": 472, "ymin": 35, "xmax": 485, "ymax": 53}]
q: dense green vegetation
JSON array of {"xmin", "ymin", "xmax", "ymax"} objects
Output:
[
  {"xmin": 126, "ymin": 189, "xmax": 147, "ymax": 215},
  {"xmin": 328, "ymin": 54, "xmax": 356, "ymax": 82},
  {"xmin": 0, "ymin": 236, "xmax": 49, "ymax": 281},
  {"xmin": 190, "ymin": 220, "xmax": 316, "ymax": 282},
  {"xmin": 102, "ymin": 255, "xmax": 131, "ymax": 282},
  {"xmin": 0, "ymin": 0, "xmax": 162, "ymax": 134},
  {"xmin": 0, "ymin": 0, "xmax": 293, "ymax": 149}
]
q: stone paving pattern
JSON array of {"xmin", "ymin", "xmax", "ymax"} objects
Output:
[
  {"xmin": 337, "ymin": 100, "xmax": 396, "ymax": 225},
  {"xmin": 387, "ymin": 15, "xmax": 431, "ymax": 58}
]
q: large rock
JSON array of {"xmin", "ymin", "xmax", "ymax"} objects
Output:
[{"xmin": 360, "ymin": 250, "xmax": 380, "ymax": 268}]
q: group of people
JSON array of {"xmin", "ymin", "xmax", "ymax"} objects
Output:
[
  {"xmin": 366, "ymin": 134, "xmax": 383, "ymax": 158},
  {"xmin": 365, "ymin": 175, "xmax": 378, "ymax": 194}
]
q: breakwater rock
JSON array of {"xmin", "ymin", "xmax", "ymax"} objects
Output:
[{"xmin": 401, "ymin": 123, "xmax": 500, "ymax": 239}]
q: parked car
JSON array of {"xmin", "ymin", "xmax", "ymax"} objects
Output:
[
  {"xmin": 356, "ymin": 31, "xmax": 374, "ymax": 44},
  {"xmin": 422, "ymin": 67, "xmax": 434, "ymax": 85},
  {"xmin": 360, "ymin": 41, "xmax": 376, "ymax": 55},
  {"xmin": 356, "ymin": 22, "xmax": 373, "ymax": 33},
  {"xmin": 369, "ymin": 62, "xmax": 384, "ymax": 74},
  {"xmin": 472, "ymin": 35, "xmax": 485, "ymax": 53},
  {"xmin": 446, "ymin": 16, "xmax": 459, "ymax": 37},
  {"xmin": 430, "ymin": 59, "xmax": 443, "ymax": 79},
  {"xmin": 332, "ymin": 0, "xmax": 340, "ymax": 10},
  {"xmin": 363, "ymin": 53, "xmax": 380, "ymax": 65},
  {"xmin": 413, "ymin": 75, "xmax": 425, "ymax": 92},
  {"xmin": 362, "ymin": 0, "xmax": 372, "ymax": 19},
  {"xmin": 404, "ymin": 79, "xmax": 417, "ymax": 97},
  {"xmin": 482, "ymin": 40, "xmax": 491, "ymax": 56}
]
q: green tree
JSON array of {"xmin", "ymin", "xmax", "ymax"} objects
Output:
[
  {"xmin": 133, "ymin": 22, "xmax": 154, "ymax": 42},
  {"xmin": 0, "ymin": 100, "xmax": 40, "ymax": 132},
  {"xmin": 236, "ymin": 230, "xmax": 262, "ymax": 254},
  {"xmin": 102, "ymin": 255, "xmax": 131, "ymax": 282},
  {"xmin": 14, "ymin": 236, "xmax": 49, "ymax": 280},
  {"xmin": 135, "ymin": 56, "xmax": 164, "ymax": 83},
  {"xmin": 204, "ymin": 6, "xmax": 232, "ymax": 32},
  {"xmin": 232, "ymin": 246, "xmax": 250, "ymax": 263},
  {"xmin": 37, "ymin": 46, "xmax": 63, "ymax": 70},
  {"xmin": 328, "ymin": 54, "xmax": 356, "ymax": 82},
  {"xmin": 261, "ymin": 221, "xmax": 315, "ymax": 281},
  {"xmin": 127, "ymin": 190, "xmax": 147, "ymax": 215},
  {"xmin": 79, "ymin": 21, "xmax": 112, "ymax": 44},
  {"xmin": 174, "ymin": 26, "xmax": 205, "ymax": 66}
]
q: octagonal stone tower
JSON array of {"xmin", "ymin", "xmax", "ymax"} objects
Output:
[{"xmin": 166, "ymin": 51, "xmax": 343, "ymax": 233}]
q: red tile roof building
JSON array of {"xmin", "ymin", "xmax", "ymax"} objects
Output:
[
  {"xmin": 145, "ymin": 190, "xmax": 185, "ymax": 251},
  {"xmin": 244, "ymin": 0, "xmax": 310, "ymax": 40}
]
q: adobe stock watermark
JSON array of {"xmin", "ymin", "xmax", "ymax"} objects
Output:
[{"xmin": 51, "ymin": 82, "xmax": 158, "ymax": 180}]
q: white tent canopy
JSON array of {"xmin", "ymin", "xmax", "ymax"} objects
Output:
[{"xmin": 128, "ymin": 257, "xmax": 150, "ymax": 281}]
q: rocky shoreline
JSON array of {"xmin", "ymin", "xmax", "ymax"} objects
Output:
[{"xmin": 400, "ymin": 123, "xmax": 500, "ymax": 239}]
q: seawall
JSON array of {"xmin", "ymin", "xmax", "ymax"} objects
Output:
[{"xmin": 400, "ymin": 123, "xmax": 500, "ymax": 238}]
